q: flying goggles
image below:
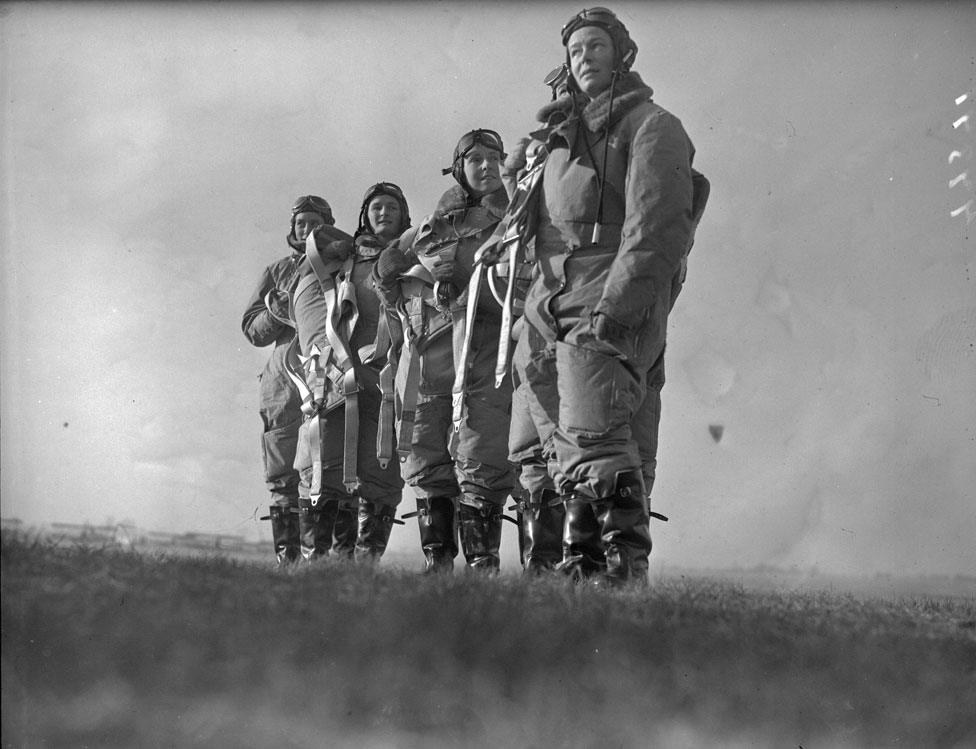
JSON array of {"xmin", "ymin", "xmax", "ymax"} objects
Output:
[
  {"xmin": 361, "ymin": 182, "xmax": 407, "ymax": 205},
  {"xmin": 544, "ymin": 64, "xmax": 570, "ymax": 99},
  {"xmin": 560, "ymin": 6, "xmax": 623, "ymax": 44},
  {"xmin": 441, "ymin": 129, "xmax": 506, "ymax": 175},
  {"xmin": 291, "ymin": 195, "xmax": 334, "ymax": 218}
]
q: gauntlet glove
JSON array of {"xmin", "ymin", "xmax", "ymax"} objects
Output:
[{"xmin": 375, "ymin": 245, "xmax": 411, "ymax": 283}]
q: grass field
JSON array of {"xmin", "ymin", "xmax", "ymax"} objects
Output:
[{"xmin": 2, "ymin": 533, "xmax": 974, "ymax": 748}]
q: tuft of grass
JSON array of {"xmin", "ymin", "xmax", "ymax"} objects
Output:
[{"xmin": 2, "ymin": 533, "xmax": 974, "ymax": 748}]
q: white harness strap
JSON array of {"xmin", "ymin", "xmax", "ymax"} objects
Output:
[
  {"xmin": 305, "ymin": 231, "xmax": 361, "ymax": 495},
  {"xmin": 326, "ymin": 263, "xmax": 361, "ymax": 494},
  {"xmin": 475, "ymin": 150, "xmax": 548, "ymax": 387},
  {"xmin": 395, "ymin": 334, "xmax": 423, "ymax": 463},
  {"xmin": 372, "ymin": 312, "xmax": 399, "ymax": 469},
  {"xmin": 449, "ymin": 260, "xmax": 485, "ymax": 435},
  {"xmin": 283, "ymin": 333, "xmax": 328, "ymax": 506}
]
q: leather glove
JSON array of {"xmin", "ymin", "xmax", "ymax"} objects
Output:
[
  {"xmin": 592, "ymin": 311, "xmax": 630, "ymax": 343},
  {"xmin": 375, "ymin": 245, "xmax": 411, "ymax": 283}
]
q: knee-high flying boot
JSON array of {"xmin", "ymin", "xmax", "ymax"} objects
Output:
[
  {"xmin": 262, "ymin": 504, "xmax": 300, "ymax": 564},
  {"xmin": 594, "ymin": 469, "xmax": 653, "ymax": 587},
  {"xmin": 330, "ymin": 498, "xmax": 358, "ymax": 560},
  {"xmin": 298, "ymin": 498, "xmax": 338, "ymax": 561},
  {"xmin": 458, "ymin": 496, "xmax": 504, "ymax": 572},
  {"xmin": 354, "ymin": 500, "xmax": 402, "ymax": 563},
  {"xmin": 557, "ymin": 495, "xmax": 605, "ymax": 581},
  {"xmin": 516, "ymin": 488, "xmax": 565, "ymax": 574},
  {"xmin": 404, "ymin": 496, "xmax": 458, "ymax": 574}
]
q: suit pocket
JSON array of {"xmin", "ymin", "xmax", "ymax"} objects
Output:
[{"xmin": 555, "ymin": 341, "xmax": 639, "ymax": 438}]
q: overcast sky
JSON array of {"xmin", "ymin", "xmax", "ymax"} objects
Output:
[{"xmin": 1, "ymin": 1, "xmax": 973, "ymax": 577}]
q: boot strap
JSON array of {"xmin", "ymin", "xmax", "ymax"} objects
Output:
[
  {"xmin": 460, "ymin": 496, "xmax": 518, "ymax": 525},
  {"xmin": 377, "ymin": 506, "xmax": 406, "ymax": 526},
  {"xmin": 260, "ymin": 506, "xmax": 300, "ymax": 521}
]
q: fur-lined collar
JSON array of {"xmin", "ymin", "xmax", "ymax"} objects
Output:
[
  {"xmin": 534, "ymin": 72, "xmax": 653, "ymax": 136},
  {"xmin": 435, "ymin": 184, "xmax": 509, "ymax": 220}
]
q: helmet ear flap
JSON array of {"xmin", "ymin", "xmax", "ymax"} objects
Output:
[{"xmin": 452, "ymin": 159, "xmax": 466, "ymax": 187}]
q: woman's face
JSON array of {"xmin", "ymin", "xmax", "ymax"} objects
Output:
[
  {"xmin": 462, "ymin": 144, "xmax": 502, "ymax": 196},
  {"xmin": 293, "ymin": 211, "xmax": 325, "ymax": 241},
  {"xmin": 567, "ymin": 25, "xmax": 615, "ymax": 99},
  {"xmin": 367, "ymin": 195, "xmax": 403, "ymax": 240}
]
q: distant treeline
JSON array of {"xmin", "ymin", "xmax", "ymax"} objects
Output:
[{"xmin": 1, "ymin": 518, "xmax": 265, "ymax": 555}]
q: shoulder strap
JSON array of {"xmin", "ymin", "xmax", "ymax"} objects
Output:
[
  {"xmin": 472, "ymin": 145, "xmax": 549, "ymax": 388},
  {"xmin": 449, "ymin": 261, "xmax": 486, "ymax": 434},
  {"xmin": 305, "ymin": 232, "xmax": 361, "ymax": 494}
]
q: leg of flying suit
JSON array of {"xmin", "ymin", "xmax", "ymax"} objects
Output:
[
  {"xmin": 553, "ymin": 339, "xmax": 650, "ymax": 584},
  {"xmin": 609, "ymin": 362, "xmax": 663, "ymax": 582},
  {"xmin": 454, "ymin": 334, "xmax": 515, "ymax": 571},
  {"xmin": 509, "ymin": 329, "xmax": 565, "ymax": 574},
  {"xmin": 350, "ymin": 368, "xmax": 405, "ymax": 563},
  {"xmin": 517, "ymin": 322, "xmax": 607, "ymax": 579},
  {"xmin": 632, "ymin": 350, "xmax": 665, "ymax": 499},
  {"xmin": 400, "ymin": 335, "xmax": 460, "ymax": 572},
  {"xmin": 299, "ymin": 409, "xmax": 356, "ymax": 561},
  {"xmin": 317, "ymin": 367, "xmax": 404, "ymax": 562},
  {"xmin": 552, "ymin": 338, "xmax": 645, "ymax": 499},
  {"xmin": 294, "ymin": 411, "xmax": 338, "ymax": 561},
  {"xmin": 259, "ymin": 345, "xmax": 303, "ymax": 562},
  {"xmin": 549, "ymin": 300, "xmax": 668, "ymax": 585}
]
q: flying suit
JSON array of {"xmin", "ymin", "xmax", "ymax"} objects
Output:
[
  {"xmin": 393, "ymin": 184, "xmax": 515, "ymax": 570},
  {"xmin": 517, "ymin": 72, "xmax": 697, "ymax": 580},
  {"xmin": 241, "ymin": 252, "xmax": 304, "ymax": 512},
  {"xmin": 292, "ymin": 232, "xmax": 405, "ymax": 561}
]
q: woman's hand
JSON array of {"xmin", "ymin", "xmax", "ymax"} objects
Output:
[{"xmin": 591, "ymin": 311, "xmax": 630, "ymax": 343}]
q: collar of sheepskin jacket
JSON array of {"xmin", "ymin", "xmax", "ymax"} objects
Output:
[
  {"xmin": 535, "ymin": 71, "xmax": 654, "ymax": 135},
  {"xmin": 434, "ymin": 184, "xmax": 509, "ymax": 220}
]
